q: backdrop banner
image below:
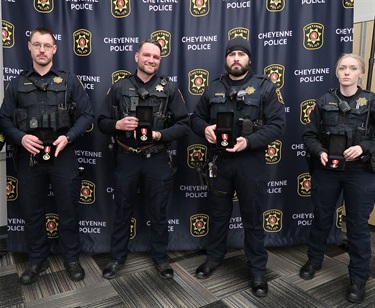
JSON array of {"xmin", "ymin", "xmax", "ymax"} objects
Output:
[{"xmin": 2, "ymin": 0, "xmax": 354, "ymax": 253}]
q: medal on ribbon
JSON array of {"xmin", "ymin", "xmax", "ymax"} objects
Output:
[
  {"xmin": 330, "ymin": 159, "xmax": 339, "ymax": 168},
  {"xmin": 43, "ymin": 146, "xmax": 51, "ymax": 161},
  {"xmin": 140, "ymin": 128, "xmax": 148, "ymax": 141},
  {"xmin": 221, "ymin": 133, "xmax": 228, "ymax": 147}
]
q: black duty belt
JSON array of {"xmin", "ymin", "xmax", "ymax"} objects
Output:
[{"xmin": 116, "ymin": 139, "xmax": 166, "ymax": 158}]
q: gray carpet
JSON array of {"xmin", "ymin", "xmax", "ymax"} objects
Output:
[{"xmin": 1, "ymin": 229, "xmax": 375, "ymax": 308}]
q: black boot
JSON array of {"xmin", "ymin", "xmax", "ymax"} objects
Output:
[
  {"xmin": 299, "ymin": 260, "xmax": 322, "ymax": 280},
  {"xmin": 20, "ymin": 262, "xmax": 49, "ymax": 285},
  {"xmin": 346, "ymin": 280, "xmax": 365, "ymax": 303}
]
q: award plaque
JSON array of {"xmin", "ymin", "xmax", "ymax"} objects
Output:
[
  {"xmin": 216, "ymin": 112, "xmax": 235, "ymax": 149},
  {"xmin": 325, "ymin": 134, "xmax": 346, "ymax": 171},
  {"xmin": 136, "ymin": 106, "xmax": 153, "ymax": 144},
  {"xmin": 36, "ymin": 143, "xmax": 55, "ymax": 165}
]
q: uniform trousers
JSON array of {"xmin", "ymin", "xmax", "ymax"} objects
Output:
[
  {"xmin": 308, "ymin": 161, "xmax": 375, "ymax": 284},
  {"xmin": 110, "ymin": 149, "xmax": 173, "ymax": 265},
  {"xmin": 206, "ymin": 150, "xmax": 268, "ymax": 277},
  {"xmin": 17, "ymin": 145, "xmax": 81, "ymax": 265}
]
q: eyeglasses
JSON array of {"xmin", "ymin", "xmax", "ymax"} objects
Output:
[{"xmin": 31, "ymin": 42, "xmax": 54, "ymax": 51}]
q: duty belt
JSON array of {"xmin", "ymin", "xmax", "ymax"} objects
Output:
[{"xmin": 116, "ymin": 139, "xmax": 166, "ymax": 158}]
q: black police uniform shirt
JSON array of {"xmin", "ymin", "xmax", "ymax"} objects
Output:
[
  {"xmin": 191, "ymin": 71, "xmax": 285, "ymax": 153},
  {"xmin": 0, "ymin": 66, "xmax": 94, "ymax": 145},
  {"xmin": 97, "ymin": 73, "xmax": 190, "ymax": 147},
  {"xmin": 303, "ymin": 87, "xmax": 375, "ymax": 159}
]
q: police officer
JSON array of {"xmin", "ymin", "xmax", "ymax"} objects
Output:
[
  {"xmin": 0, "ymin": 27, "xmax": 94, "ymax": 284},
  {"xmin": 301, "ymin": 53, "xmax": 375, "ymax": 303},
  {"xmin": 190, "ymin": 37, "xmax": 285, "ymax": 297},
  {"xmin": 97, "ymin": 39, "xmax": 190, "ymax": 279}
]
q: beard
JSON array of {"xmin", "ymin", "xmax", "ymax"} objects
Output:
[{"xmin": 225, "ymin": 62, "xmax": 250, "ymax": 77}]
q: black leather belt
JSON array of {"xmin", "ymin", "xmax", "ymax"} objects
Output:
[{"xmin": 116, "ymin": 139, "xmax": 165, "ymax": 158}]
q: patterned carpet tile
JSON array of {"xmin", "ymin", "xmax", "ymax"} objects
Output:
[
  {"xmin": 222, "ymin": 277, "xmax": 327, "ymax": 308},
  {"xmin": 0, "ymin": 230, "xmax": 374, "ymax": 307},
  {"xmin": 111, "ymin": 269, "xmax": 213, "ymax": 308},
  {"xmin": 25, "ymin": 282, "xmax": 121, "ymax": 308},
  {"xmin": 0, "ymin": 273, "xmax": 24, "ymax": 308},
  {"xmin": 308, "ymin": 276, "xmax": 375, "ymax": 308}
]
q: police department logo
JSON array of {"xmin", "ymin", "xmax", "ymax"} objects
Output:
[
  {"xmin": 303, "ymin": 23, "xmax": 324, "ymax": 50},
  {"xmin": 266, "ymin": 0, "xmax": 285, "ymax": 12},
  {"xmin": 46, "ymin": 213, "xmax": 59, "ymax": 239},
  {"xmin": 73, "ymin": 29, "xmax": 92, "ymax": 56},
  {"xmin": 263, "ymin": 209, "xmax": 282, "ymax": 232},
  {"xmin": 190, "ymin": 0, "xmax": 209, "ymax": 17},
  {"xmin": 130, "ymin": 217, "xmax": 136, "ymax": 239},
  {"xmin": 187, "ymin": 144, "xmax": 207, "ymax": 169},
  {"xmin": 228, "ymin": 27, "xmax": 250, "ymax": 41},
  {"xmin": 300, "ymin": 99, "xmax": 316, "ymax": 125},
  {"xmin": 34, "ymin": 0, "xmax": 54, "ymax": 13},
  {"xmin": 6, "ymin": 176, "xmax": 18, "ymax": 201},
  {"xmin": 343, "ymin": 0, "xmax": 353, "ymax": 9},
  {"xmin": 111, "ymin": 0, "xmax": 131, "ymax": 18},
  {"xmin": 2, "ymin": 21, "xmax": 15, "ymax": 48},
  {"xmin": 190, "ymin": 214, "xmax": 209, "ymax": 237},
  {"xmin": 264, "ymin": 64, "xmax": 284, "ymax": 89},
  {"xmin": 151, "ymin": 30, "xmax": 171, "ymax": 57},
  {"xmin": 265, "ymin": 140, "xmax": 282, "ymax": 164},
  {"xmin": 79, "ymin": 180, "xmax": 96, "ymax": 204},
  {"xmin": 297, "ymin": 173, "xmax": 311, "ymax": 197},
  {"xmin": 112, "ymin": 70, "xmax": 131, "ymax": 84},
  {"xmin": 188, "ymin": 69, "xmax": 209, "ymax": 95}
]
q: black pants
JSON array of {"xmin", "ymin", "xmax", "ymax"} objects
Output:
[
  {"xmin": 17, "ymin": 146, "xmax": 81, "ymax": 265},
  {"xmin": 110, "ymin": 150, "xmax": 173, "ymax": 265},
  {"xmin": 308, "ymin": 161, "xmax": 375, "ymax": 284},
  {"xmin": 206, "ymin": 151, "xmax": 268, "ymax": 277}
]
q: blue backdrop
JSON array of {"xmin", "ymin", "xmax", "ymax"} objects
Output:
[{"xmin": 1, "ymin": 0, "xmax": 354, "ymax": 253}]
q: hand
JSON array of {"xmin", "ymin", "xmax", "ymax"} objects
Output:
[
  {"xmin": 343, "ymin": 145, "xmax": 363, "ymax": 161},
  {"xmin": 319, "ymin": 152, "xmax": 328, "ymax": 166},
  {"xmin": 53, "ymin": 135, "xmax": 69, "ymax": 157},
  {"xmin": 204, "ymin": 124, "xmax": 216, "ymax": 144},
  {"xmin": 21, "ymin": 134, "xmax": 44, "ymax": 155},
  {"xmin": 226, "ymin": 136, "xmax": 248, "ymax": 153},
  {"xmin": 115, "ymin": 116, "xmax": 138, "ymax": 131},
  {"xmin": 153, "ymin": 131, "xmax": 161, "ymax": 141}
]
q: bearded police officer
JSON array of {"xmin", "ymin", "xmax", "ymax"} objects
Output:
[
  {"xmin": 301, "ymin": 53, "xmax": 375, "ymax": 303},
  {"xmin": 190, "ymin": 37, "xmax": 285, "ymax": 297},
  {"xmin": 97, "ymin": 39, "xmax": 190, "ymax": 279},
  {"xmin": 0, "ymin": 27, "xmax": 94, "ymax": 284}
]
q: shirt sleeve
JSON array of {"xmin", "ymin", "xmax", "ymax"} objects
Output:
[
  {"xmin": 0, "ymin": 78, "xmax": 26, "ymax": 145},
  {"xmin": 65, "ymin": 74, "xmax": 94, "ymax": 142}
]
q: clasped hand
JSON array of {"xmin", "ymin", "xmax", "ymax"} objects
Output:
[{"xmin": 204, "ymin": 124, "xmax": 247, "ymax": 152}]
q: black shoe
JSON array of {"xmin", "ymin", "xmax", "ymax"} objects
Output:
[
  {"xmin": 346, "ymin": 280, "xmax": 365, "ymax": 303},
  {"xmin": 102, "ymin": 261, "xmax": 124, "ymax": 279},
  {"xmin": 195, "ymin": 260, "xmax": 222, "ymax": 279},
  {"xmin": 156, "ymin": 263, "xmax": 174, "ymax": 279},
  {"xmin": 64, "ymin": 260, "xmax": 85, "ymax": 282},
  {"xmin": 251, "ymin": 276, "xmax": 268, "ymax": 297},
  {"xmin": 20, "ymin": 262, "xmax": 48, "ymax": 285},
  {"xmin": 299, "ymin": 260, "xmax": 322, "ymax": 280}
]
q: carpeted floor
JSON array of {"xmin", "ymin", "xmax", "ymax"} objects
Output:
[{"xmin": 0, "ymin": 227, "xmax": 374, "ymax": 308}]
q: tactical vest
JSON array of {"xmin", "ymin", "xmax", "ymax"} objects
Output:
[
  {"xmin": 117, "ymin": 75, "xmax": 171, "ymax": 132},
  {"xmin": 208, "ymin": 74, "xmax": 271, "ymax": 138},
  {"xmin": 320, "ymin": 89, "xmax": 375, "ymax": 147},
  {"xmin": 15, "ymin": 70, "xmax": 73, "ymax": 134}
]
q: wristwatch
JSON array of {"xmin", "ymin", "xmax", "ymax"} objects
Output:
[{"xmin": 66, "ymin": 135, "xmax": 72, "ymax": 143}]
